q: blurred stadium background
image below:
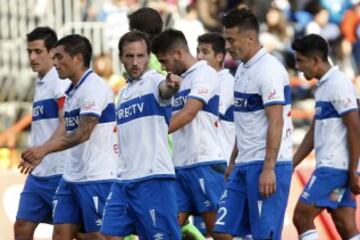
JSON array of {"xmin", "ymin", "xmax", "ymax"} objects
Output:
[{"xmin": 1, "ymin": 0, "xmax": 360, "ymax": 239}]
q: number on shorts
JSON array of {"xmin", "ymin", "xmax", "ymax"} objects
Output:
[
  {"xmin": 93, "ymin": 196, "xmax": 99, "ymax": 214},
  {"xmin": 215, "ymin": 207, "xmax": 227, "ymax": 225},
  {"xmin": 52, "ymin": 200, "xmax": 58, "ymax": 219}
]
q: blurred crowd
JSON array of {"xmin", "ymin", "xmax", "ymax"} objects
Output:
[{"xmin": 2, "ymin": 0, "xmax": 360, "ymax": 167}]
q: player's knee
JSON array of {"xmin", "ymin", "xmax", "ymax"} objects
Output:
[
  {"xmin": 82, "ymin": 232, "xmax": 106, "ymax": 240},
  {"xmin": 14, "ymin": 220, "xmax": 34, "ymax": 240},
  {"xmin": 293, "ymin": 207, "xmax": 309, "ymax": 229},
  {"xmin": 333, "ymin": 218, "xmax": 357, "ymax": 239}
]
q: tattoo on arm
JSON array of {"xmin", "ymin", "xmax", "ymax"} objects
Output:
[{"xmin": 62, "ymin": 115, "xmax": 99, "ymax": 148}]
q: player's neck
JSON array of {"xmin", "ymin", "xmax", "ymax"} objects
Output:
[
  {"xmin": 38, "ymin": 65, "xmax": 53, "ymax": 79},
  {"xmin": 317, "ymin": 63, "xmax": 332, "ymax": 79},
  {"xmin": 183, "ymin": 55, "xmax": 197, "ymax": 72},
  {"xmin": 71, "ymin": 67, "xmax": 90, "ymax": 86}
]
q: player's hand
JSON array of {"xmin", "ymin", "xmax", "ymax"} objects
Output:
[
  {"xmin": 18, "ymin": 160, "xmax": 36, "ymax": 174},
  {"xmin": 259, "ymin": 169, "xmax": 276, "ymax": 197},
  {"xmin": 349, "ymin": 172, "xmax": 360, "ymax": 195},
  {"xmin": 166, "ymin": 72, "xmax": 181, "ymax": 92},
  {"xmin": 21, "ymin": 146, "xmax": 46, "ymax": 164},
  {"xmin": 224, "ymin": 163, "xmax": 234, "ymax": 181}
]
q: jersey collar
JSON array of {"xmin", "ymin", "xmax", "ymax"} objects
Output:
[
  {"xmin": 243, "ymin": 47, "xmax": 267, "ymax": 68},
  {"xmin": 317, "ymin": 66, "xmax": 338, "ymax": 87},
  {"xmin": 181, "ymin": 60, "xmax": 207, "ymax": 78}
]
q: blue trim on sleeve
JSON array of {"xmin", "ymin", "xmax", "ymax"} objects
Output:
[
  {"xmin": 80, "ymin": 112, "xmax": 100, "ymax": 118},
  {"xmin": 264, "ymin": 101, "xmax": 285, "ymax": 107},
  {"xmin": 187, "ymin": 95, "xmax": 207, "ymax": 105},
  {"xmin": 219, "ymin": 105, "xmax": 234, "ymax": 122},
  {"xmin": 339, "ymin": 107, "xmax": 359, "ymax": 116}
]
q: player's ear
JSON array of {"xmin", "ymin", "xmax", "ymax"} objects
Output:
[
  {"xmin": 174, "ymin": 48, "xmax": 182, "ymax": 60},
  {"xmin": 216, "ymin": 52, "xmax": 225, "ymax": 64}
]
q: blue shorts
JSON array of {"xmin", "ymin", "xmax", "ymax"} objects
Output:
[
  {"xmin": 175, "ymin": 163, "xmax": 226, "ymax": 214},
  {"xmin": 299, "ymin": 167, "xmax": 356, "ymax": 209},
  {"xmin": 100, "ymin": 178, "xmax": 181, "ymax": 239},
  {"xmin": 214, "ymin": 163, "xmax": 292, "ymax": 240},
  {"xmin": 16, "ymin": 174, "xmax": 62, "ymax": 224},
  {"xmin": 193, "ymin": 216, "xmax": 207, "ymax": 234},
  {"xmin": 53, "ymin": 178, "xmax": 113, "ymax": 233}
]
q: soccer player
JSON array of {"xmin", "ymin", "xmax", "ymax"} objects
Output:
[
  {"xmin": 100, "ymin": 31, "xmax": 181, "ymax": 239},
  {"xmin": 128, "ymin": 7, "xmax": 165, "ymax": 74},
  {"xmin": 14, "ymin": 26, "xmax": 70, "ymax": 240},
  {"xmin": 213, "ymin": 7, "xmax": 293, "ymax": 240},
  {"xmin": 129, "ymin": 8, "xmax": 205, "ymax": 239},
  {"xmin": 20, "ymin": 34, "xmax": 118, "ymax": 240},
  {"xmin": 195, "ymin": 32, "xmax": 235, "ymax": 237},
  {"xmin": 197, "ymin": 32, "xmax": 235, "ymax": 163},
  {"xmin": 292, "ymin": 34, "xmax": 360, "ymax": 240},
  {"xmin": 152, "ymin": 29, "xmax": 226, "ymax": 237}
]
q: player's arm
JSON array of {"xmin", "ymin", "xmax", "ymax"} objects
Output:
[
  {"xmin": 260, "ymin": 104, "xmax": 284, "ymax": 197},
  {"xmin": 168, "ymin": 98, "xmax": 203, "ymax": 133},
  {"xmin": 342, "ymin": 111, "xmax": 360, "ymax": 194},
  {"xmin": 159, "ymin": 73, "xmax": 181, "ymax": 100},
  {"xmin": 293, "ymin": 118, "xmax": 315, "ymax": 168},
  {"xmin": 22, "ymin": 115, "xmax": 98, "ymax": 164},
  {"xmin": 225, "ymin": 141, "xmax": 238, "ymax": 180}
]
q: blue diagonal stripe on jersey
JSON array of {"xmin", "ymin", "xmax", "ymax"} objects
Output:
[
  {"xmin": 315, "ymin": 101, "xmax": 340, "ymax": 120},
  {"xmin": 172, "ymin": 89, "xmax": 219, "ymax": 116},
  {"xmin": 32, "ymin": 99, "xmax": 58, "ymax": 121},
  {"xmin": 64, "ymin": 108, "xmax": 80, "ymax": 131},
  {"xmin": 234, "ymin": 92, "xmax": 263, "ymax": 112},
  {"xmin": 99, "ymin": 103, "xmax": 116, "ymax": 123},
  {"xmin": 234, "ymin": 85, "xmax": 291, "ymax": 112},
  {"xmin": 219, "ymin": 105, "xmax": 234, "ymax": 122},
  {"xmin": 172, "ymin": 89, "xmax": 190, "ymax": 111},
  {"xmin": 284, "ymin": 85, "xmax": 291, "ymax": 105},
  {"xmin": 65, "ymin": 103, "xmax": 115, "ymax": 131},
  {"xmin": 202, "ymin": 95, "xmax": 219, "ymax": 116},
  {"xmin": 117, "ymin": 93, "xmax": 171, "ymax": 125}
]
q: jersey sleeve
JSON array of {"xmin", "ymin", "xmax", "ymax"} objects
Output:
[
  {"xmin": 54, "ymin": 78, "xmax": 72, "ymax": 99},
  {"xmin": 258, "ymin": 70, "xmax": 286, "ymax": 107},
  {"xmin": 188, "ymin": 69, "xmax": 217, "ymax": 105},
  {"xmin": 152, "ymin": 72, "xmax": 171, "ymax": 106},
  {"xmin": 79, "ymin": 84, "xmax": 108, "ymax": 118},
  {"xmin": 330, "ymin": 82, "xmax": 358, "ymax": 116}
]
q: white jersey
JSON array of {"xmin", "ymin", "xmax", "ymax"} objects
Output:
[
  {"xmin": 63, "ymin": 69, "xmax": 117, "ymax": 182},
  {"xmin": 234, "ymin": 48, "xmax": 293, "ymax": 165},
  {"xmin": 116, "ymin": 70, "xmax": 175, "ymax": 181},
  {"xmin": 314, "ymin": 66, "xmax": 359, "ymax": 170},
  {"xmin": 31, "ymin": 67, "xmax": 71, "ymax": 177},
  {"xmin": 172, "ymin": 60, "xmax": 224, "ymax": 168},
  {"xmin": 218, "ymin": 69, "xmax": 235, "ymax": 163}
]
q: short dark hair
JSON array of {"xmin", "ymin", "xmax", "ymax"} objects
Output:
[
  {"xmin": 291, "ymin": 34, "xmax": 328, "ymax": 61},
  {"xmin": 56, "ymin": 34, "xmax": 93, "ymax": 68},
  {"xmin": 118, "ymin": 31, "xmax": 151, "ymax": 56},
  {"xmin": 151, "ymin": 29, "xmax": 189, "ymax": 55},
  {"xmin": 26, "ymin": 27, "xmax": 58, "ymax": 51},
  {"xmin": 222, "ymin": 7, "xmax": 259, "ymax": 33},
  {"xmin": 128, "ymin": 7, "xmax": 163, "ymax": 40},
  {"xmin": 197, "ymin": 33, "xmax": 226, "ymax": 55}
]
